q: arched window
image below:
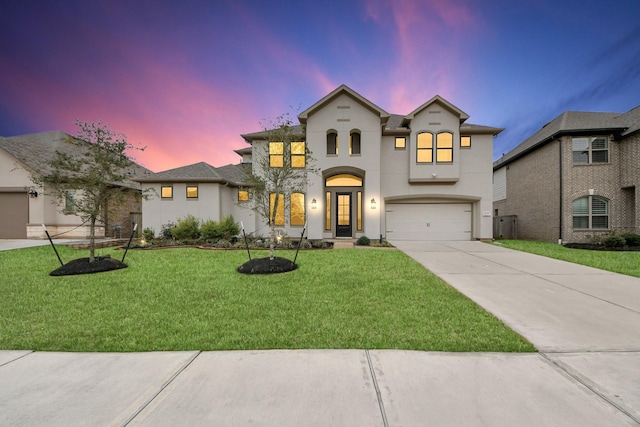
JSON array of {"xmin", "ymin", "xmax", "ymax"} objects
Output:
[
  {"xmin": 572, "ymin": 196, "xmax": 608, "ymax": 229},
  {"xmin": 436, "ymin": 132, "xmax": 453, "ymax": 163},
  {"xmin": 350, "ymin": 130, "xmax": 361, "ymax": 155},
  {"xmin": 290, "ymin": 193, "xmax": 305, "ymax": 226},
  {"xmin": 269, "ymin": 193, "xmax": 285, "ymax": 226},
  {"xmin": 417, "ymin": 132, "xmax": 433, "ymax": 163},
  {"xmin": 325, "ymin": 174, "xmax": 363, "ymax": 187},
  {"xmin": 327, "ymin": 131, "xmax": 338, "ymax": 155}
]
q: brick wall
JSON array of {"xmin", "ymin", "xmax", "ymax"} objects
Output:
[
  {"xmin": 562, "ymin": 134, "xmax": 632, "ymax": 242},
  {"xmin": 105, "ymin": 191, "xmax": 142, "ymax": 238},
  {"xmin": 498, "ymin": 140, "xmax": 561, "ymax": 241}
]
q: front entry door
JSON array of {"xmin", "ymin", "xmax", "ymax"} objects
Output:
[{"xmin": 336, "ymin": 193, "xmax": 352, "ymax": 237}]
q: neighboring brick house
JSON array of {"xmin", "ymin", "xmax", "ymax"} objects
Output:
[
  {"xmin": 0, "ymin": 131, "xmax": 150, "ymax": 239},
  {"xmin": 493, "ymin": 106, "xmax": 640, "ymax": 243},
  {"xmin": 140, "ymin": 85, "xmax": 502, "ymax": 241}
]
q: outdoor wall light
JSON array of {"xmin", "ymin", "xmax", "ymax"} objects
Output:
[
  {"xmin": 29, "ymin": 188, "xmax": 38, "ymax": 198},
  {"xmin": 370, "ymin": 198, "xmax": 377, "ymax": 209},
  {"xmin": 311, "ymin": 198, "xmax": 317, "ymax": 209}
]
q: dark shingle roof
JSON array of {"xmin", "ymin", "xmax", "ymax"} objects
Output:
[
  {"xmin": 0, "ymin": 130, "xmax": 152, "ymax": 189},
  {"xmin": 494, "ymin": 109, "xmax": 638, "ymax": 169},
  {"xmin": 135, "ymin": 161, "xmax": 249, "ymax": 186}
]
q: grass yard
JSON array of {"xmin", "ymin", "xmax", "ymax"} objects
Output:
[
  {"xmin": 1, "ymin": 245, "xmax": 534, "ymax": 353},
  {"xmin": 495, "ymin": 239, "xmax": 640, "ymax": 278}
]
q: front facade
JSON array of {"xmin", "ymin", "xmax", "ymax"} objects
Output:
[
  {"xmin": 493, "ymin": 107, "xmax": 640, "ymax": 243},
  {"xmin": 142, "ymin": 85, "xmax": 500, "ymax": 242},
  {"xmin": 0, "ymin": 131, "xmax": 147, "ymax": 239}
]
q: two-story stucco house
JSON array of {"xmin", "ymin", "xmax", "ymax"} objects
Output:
[
  {"xmin": 139, "ymin": 85, "xmax": 501, "ymax": 242},
  {"xmin": 493, "ymin": 105, "xmax": 640, "ymax": 243}
]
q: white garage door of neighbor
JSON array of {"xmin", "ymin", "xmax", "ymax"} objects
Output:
[{"xmin": 385, "ymin": 203, "xmax": 472, "ymax": 241}]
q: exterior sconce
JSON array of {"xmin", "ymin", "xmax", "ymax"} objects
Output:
[
  {"xmin": 311, "ymin": 198, "xmax": 317, "ymax": 209},
  {"xmin": 29, "ymin": 188, "xmax": 38, "ymax": 198},
  {"xmin": 370, "ymin": 198, "xmax": 377, "ymax": 209}
]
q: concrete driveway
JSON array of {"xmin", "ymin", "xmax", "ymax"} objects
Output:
[{"xmin": 1, "ymin": 240, "xmax": 639, "ymax": 426}]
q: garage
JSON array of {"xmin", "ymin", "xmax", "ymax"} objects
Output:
[
  {"xmin": 0, "ymin": 192, "xmax": 28, "ymax": 238},
  {"xmin": 385, "ymin": 203, "xmax": 472, "ymax": 241}
]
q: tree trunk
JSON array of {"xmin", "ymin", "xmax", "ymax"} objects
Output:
[{"xmin": 89, "ymin": 216, "xmax": 96, "ymax": 262}]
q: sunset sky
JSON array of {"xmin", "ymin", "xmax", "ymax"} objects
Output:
[{"xmin": 1, "ymin": 0, "xmax": 639, "ymax": 172}]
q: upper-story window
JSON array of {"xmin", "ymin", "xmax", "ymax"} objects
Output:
[
  {"xmin": 161, "ymin": 185, "xmax": 173, "ymax": 199},
  {"xmin": 572, "ymin": 196, "xmax": 608, "ymax": 229},
  {"xmin": 417, "ymin": 132, "xmax": 433, "ymax": 163},
  {"xmin": 460, "ymin": 136, "xmax": 471, "ymax": 148},
  {"xmin": 291, "ymin": 142, "xmax": 306, "ymax": 168},
  {"xmin": 350, "ymin": 131, "xmax": 361, "ymax": 155},
  {"xmin": 186, "ymin": 185, "xmax": 198, "ymax": 199},
  {"xmin": 395, "ymin": 137, "xmax": 406, "ymax": 149},
  {"xmin": 269, "ymin": 142, "xmax": 284, "ymax": 167},
  {"xmin": 572, "ymin": 136, "xmax": 609, "ymax": 165},
  {"xmin": 436, "ymin": 132, "xmax": 453, "ymax": 163},
  {"xmin": 327, "ymin": 131, "xmax": 338, "ymax": 155}
]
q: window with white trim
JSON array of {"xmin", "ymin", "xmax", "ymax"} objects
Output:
[
  {"xmin": 572, "ymin": 136, "xmax": 609, "ymax": 164},
  {"xmin": 572, "ymin": 196, "xmax": 609, "ymax": 229}
]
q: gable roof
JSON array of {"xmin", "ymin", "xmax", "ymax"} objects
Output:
[
  {"xmin": 135, "ymin": 161, "xmax": 249, "ymax": 186},
  {"xmin": 493, "ymin": 109, "xmax": 638, "ymax": 169},
  {"xmin": 405, "ymin": 95, "xmax": 470, "ymax": 123},
  {"xmin": 298, "ymin": 84, "xmax": 390, "ymax": 124},
  {"xmin": 0, "ymin": 130, "xmax": 152, "ymax": 189}
]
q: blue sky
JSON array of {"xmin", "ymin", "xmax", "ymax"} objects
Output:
[{"xmin": 1, "ymin": 0, "xmax": 638, "ymax": 171}]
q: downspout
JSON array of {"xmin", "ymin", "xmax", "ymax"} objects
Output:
[{"xmin": 558, "ymin": 138, "xmax": 563, "ymax": 244}]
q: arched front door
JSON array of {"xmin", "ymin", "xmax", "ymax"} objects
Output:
[{"xmin": 325, "ymin": 173, "xmax": 363, "ymax": 238}]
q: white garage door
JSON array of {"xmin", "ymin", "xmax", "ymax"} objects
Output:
[{"xmin": 385, "ymin": 203, "xmax": 472, "ymax": 241}]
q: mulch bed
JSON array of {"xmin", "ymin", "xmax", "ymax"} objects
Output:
[
  {"xmin": 50, "ymin": 256, "xmax": 128, "ymax": 276},
  {"xmin": 563, "ymin": 243, "xmax": 640, "ymax": 251},
  {"xmin": 237, "ymin": 256, "xmax": 298, "ymax": 274}
]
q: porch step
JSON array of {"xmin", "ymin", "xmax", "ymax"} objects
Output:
[{"xmin": 331, "ymin": 239, "xmax": 355, "ymax": 249}]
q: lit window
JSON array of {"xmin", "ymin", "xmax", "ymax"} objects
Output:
[
  {"xmin": 291, "ymin": 142, "xmax": 306, "ymax": 168},
  {"xmin": 269, "ymin": 193, "xmax": 284, "ymax": 226},
  {"xmin": 290, "ymin": 193, "xmax": 305, "ymax": 226},
  {"xmin": 417, "ymin": 133, "xmax": 433, "ymax": 163},
  {"xmin": 270, "ymin": 142, "xmax": 284, "ymax": 167},
  {"xmin": 460, "ymin": 136, "xmax": 471, "ymax": 148},
  {"xmin": 161, "ymin": 186, "xmax": 173, "ymax": 199},
  {"xmin": 350, "ymin": 131, "xmax": 361, "ymax": 155},
  {"xmin": 186, "ymin": 186, "xmax": 198, "ymax": 199},
  {"xmin": 327, "ymin": 132, "xmax": 338, "ymax": 155},
  {"xmin": 326, "ymin": 174, "xmax": 362, "ymax": 187},
  {"xmin": 64, "ymin": 190, "xmax": 76, "ymax": 214},
  {"xmin": 572, "ymin": 136, "xmax": 609, "ymax": 165},
  {"xmin": 325, "ymin": 191, "xmax": 331, "ymax": 230},
  {"xmin": 436, "ymin": 132, "xmax": 453, "ymax": 163},
  {"xmin": 395, "ymin": 137, "xmax": 406, "ymax": 149},
  {"xmin": 238, "ymin": 189, "xmax": 249, "ymax": 201},
  {"xmin": 572, "ymin": 196, "xmax": 609, "ymax": 229},
  {"xmin": 357, "ymin": 191, "xmax": 363, "ymax": 231}
]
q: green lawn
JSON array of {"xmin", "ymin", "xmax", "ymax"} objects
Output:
[
  {"xmin": 495, "ymin": 239, "xmax": 640, "ymax": 278},
  {"xmin": 1, "ymin": 245, "xmax": 534, "ymax": 353}
]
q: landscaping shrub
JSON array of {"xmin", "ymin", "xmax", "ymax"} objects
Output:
[
  {"xmin": 160, "ymin": 222, "xmax": 176, "ymax": 239},
  {"xmin": 201, "ymin": 215, "xmax": 241, "ymax": 241},
  {"xmin": 620, "ymin": 232, "xmax": 640, "ymax": 246},
  {"xmin": 142, "ymin": 227, "xmax": 155, "ymax": 241},
  {"xmin": 214, "ymin": 239, "xmax": 231, "ymax": 248},
  {"xmin": 603, "ymin": 235, "xmax": 626, "ymax": 248},
  {"xmin": 356, "ymin": 236, "xmax": 371, "ymax": 246},
  {"xmin": 172, "ymin": 215, "xmax": 201, "ymax": 240}
]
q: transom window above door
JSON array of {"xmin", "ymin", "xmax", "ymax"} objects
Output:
[{"xmin": 326, "ymin": 174, "xmax": 362, "ymax": 187}]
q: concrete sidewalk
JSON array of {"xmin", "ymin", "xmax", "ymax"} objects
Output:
[
  {"xmin": 1, "ymin": 350, "xmax": 637, "ymax": 426},
  {"xmin": 1, "ymin": 240, "xmax": 640, "ymax": 425}
]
